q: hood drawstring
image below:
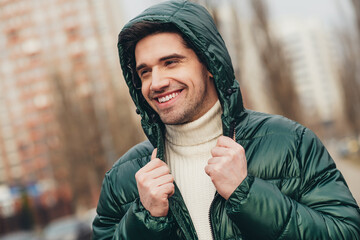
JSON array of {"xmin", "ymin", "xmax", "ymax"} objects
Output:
[{"xmin": 229, "ymin": 120, "xmax": 236, "ymax": 141}]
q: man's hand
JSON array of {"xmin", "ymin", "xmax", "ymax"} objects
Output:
[
  {"xmin": 205, "ymin": 136, "xmax": 248, "ymax": 200},
  {"xmin": 135, "ymin": 148, "xmax": 175, "ymax": 217}
]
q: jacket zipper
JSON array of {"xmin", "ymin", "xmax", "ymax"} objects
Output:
[
  {"xmin": 208, "ymin": 192, "xmax": 218, "ymax": 240},
  {"xmin": 209, "ymin": 121, "xmax": 237, "ymax": 240}
]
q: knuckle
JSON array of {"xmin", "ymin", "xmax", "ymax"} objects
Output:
[
  {"xmin": 149, "ymin": 188, "xmax": 157, "ymax": 198},
  {"xmin": 160, "ymin": 198, "xmax": 168, "ymax": 205},
  {"xmin": 135, "ymin": 172, "xmax": 144, "ymax": 183},
  {"xmin": 152, "ymin": 158, "xmax": 160, "ymax": 165},
  {"xmin": 228, "ymin": 149, "xmax": 236, "ymax": 159},
  {"xmin": 163, "ymin": 165, "xmax": 170, "ymax": 173},
  {"xmin": 232, "ymin": 147, "xmax": 243, "ymax": 158},
  {"xmin": 167, "ymin": 184, "xmax": 173, "ymax": 192},
  {"xmin": 205, "ymin": 166, "xmax": 211, "ymax": 175},
  {"xmin": 135, "ymin": 169, "xmax": 141, "ymax": 178},
  {"xmin": 155, "ymin": 158, "xmax": 165, "ymax": 165},
  {"xmin": 214, "ymin": 165, "xmax": 222, "ymax": 173},
  {"xmin": 237, "ymin": 145, "xmax": 244, "ymax": 153},
  {"xmin": 143, "ymin": 181, "xmax": 152, "ymax": 189},
  {"xmin": 239, "ymin": 147, "xmax": 245, "ymax": 155}
]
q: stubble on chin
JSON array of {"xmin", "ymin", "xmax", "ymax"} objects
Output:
[{"xmin": 159, "ymin": 110, "xmax": 188, "ymax": 125}]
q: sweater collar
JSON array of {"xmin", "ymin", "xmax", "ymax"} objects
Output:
[{"xmin": 165, "ymin": 100, "xmax": 223, "ymax": 146}]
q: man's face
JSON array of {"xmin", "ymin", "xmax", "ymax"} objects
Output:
[{"xmin": 135, "ymin": 32, "xmax": 218, "ymax": 125}]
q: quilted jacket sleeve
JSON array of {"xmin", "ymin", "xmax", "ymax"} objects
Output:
[
  {"xmin": 225, "ymin": 128, "xmax": 360, "ymax": 239},
  {"xmin": 92, "ymin": 173, "xmax": 175, "ymax": 240}
]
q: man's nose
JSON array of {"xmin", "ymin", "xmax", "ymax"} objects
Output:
[{"xmin": 150, "ymin": 68, "xmax": 169, "ymax": 92}]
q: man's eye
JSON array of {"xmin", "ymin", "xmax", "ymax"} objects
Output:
[
  {"xmin": 165, "ymin": 60, "xmax": 179, "ymax": 66},
  {"xmin": 139, "ymin": 69, "xmax": 150, "ymax": 77}
]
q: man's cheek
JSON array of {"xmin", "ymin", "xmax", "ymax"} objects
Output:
[{"xmin": 141, "ymin": 87, "xmax": 150, "ymax": 102}]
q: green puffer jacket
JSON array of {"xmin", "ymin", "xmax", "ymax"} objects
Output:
[{"xmin": 93, "ymin": 0, "xmax": 360, "ymax": 239}]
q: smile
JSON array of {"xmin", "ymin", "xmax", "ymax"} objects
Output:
[{"xmin": 158, "ymin": 92, "xmax": 180, "ymax": 103}]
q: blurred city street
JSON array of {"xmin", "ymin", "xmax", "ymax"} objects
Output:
[
  {"xmin": 1, "ymin": 0, "xmax": 360, "ymax": 238},
  {"xmin": 334, "ymin": 157, "xmax": 360, "ymax": 205},
  {"xmin": 326, "ymin": 140, "xmax": 360, "ymax": 204}
]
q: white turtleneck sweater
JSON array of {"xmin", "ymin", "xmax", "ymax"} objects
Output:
[{"xmin": 165, "ymin": 100, "xmax": 222, "ymax": 240}]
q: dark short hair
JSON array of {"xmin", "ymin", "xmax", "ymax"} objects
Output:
[{"xmin": 118, "ymin": 21, "xmax": 206, "ymax": 89}]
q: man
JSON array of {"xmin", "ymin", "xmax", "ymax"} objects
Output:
[{"xmin": 93, "ymin": 0, "xmax": 360, "ymax": 239}]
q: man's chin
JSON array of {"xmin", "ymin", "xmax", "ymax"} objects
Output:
[{"xmin": 159, "ymin": 113, "xmax": 188, "ymax": 125}]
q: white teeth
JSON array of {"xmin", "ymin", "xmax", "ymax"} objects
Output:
[{"xmin": 158, "ymin": 92, "xmax": 179, "ymax": 103}]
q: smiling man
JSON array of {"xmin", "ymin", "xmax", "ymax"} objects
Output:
[
  {"xmin": 135, "ymin": 32, "xmax": 218, "ymax": 125},
  {"xmin": 92, "ymin": 1, "xmax": 360, "ymax": 239}
]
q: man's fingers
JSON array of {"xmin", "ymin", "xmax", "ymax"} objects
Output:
[
  {"xmin": 216, "ymin": 136, "xmax": 239, "ymax": 148},
  {"xmin": 211, "ymin": 146, "xmax": 229, "ymax": 157},
  {"xmin": 168, "ymin": 185, "xmax": 175, "ymax": 197},
  {"xmin": 207, "ymin": 156, "xmax": 222, "ymax": 165},
  {"xmin": 137, "ymin": 149, "xmax": 165, "ymax": 173},
  {"xmin": 161, "ymin": 183, "xmax": 175, "ymax": 197},
  {"xmin": 154, "ymin": 174, "xmax": 174, "ymax": 187},
  {"xmin": 204, "ymin": 164, "xmax": 212, "ymax": 176},
  {"xmin": 147, "ymin": 165, "xmax": 170, "ymax": 179},
  {"xmin": 151, "ymin": 148, "xmax": 157, "ymax": 160}
]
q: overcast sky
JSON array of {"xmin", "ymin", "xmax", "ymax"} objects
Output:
[
  {"xmin": 265, "ymin": 0, "xmax": 353, "ymax": 27},
  {"xmin": 122, "ymin": 0, "xmax": 354, "ymax": 28}
]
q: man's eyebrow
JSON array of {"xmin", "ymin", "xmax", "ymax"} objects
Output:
[
  {"xmin": 159, "ymin": 53, "xmax": 186, "ymax": 62},
  {"xmin": 136, "ymin": 54, "xmax": 186, "ymax": 72},
  {"xmin": 136, "ymin": 63, "xmax": 147, "ymax": 73}
]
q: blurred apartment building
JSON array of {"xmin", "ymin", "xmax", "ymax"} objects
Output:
[
  {"xmin": 218, "ymin": 4, "xmax": 343, "ymax": 132},
  {"xmin": 274, "ymin": 19, "xmax": 344, "ymax": 128},
  {"xmin": 0, "ymin": 0, "xmax": 136, "ymax": 230}
]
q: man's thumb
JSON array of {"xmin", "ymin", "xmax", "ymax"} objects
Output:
[{"xmin": 151, "ymin": 148, "xmax": 157, "ymax": 160}]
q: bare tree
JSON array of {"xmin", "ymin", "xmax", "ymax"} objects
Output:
[
  {"xmin": 337, "ymin": 0, "xmax": 360, "ymax": 135},
  {"xmin": 48, "ymin": 67, "xmax": 145, "ymax": 211},
  {"xmin": 105, "ymin": 82, "xmax": 145, "ymax": 160},
  {"xmin": 250, "ymin": 0, "xmax": 303, "ymax": 122},
  {"xmin": 49, "ymin": 73, "xmax": 108, "ymax": 210},
  {"xmin": 352, "ymin": 0, "xmax": 360, "ymax": 37}
]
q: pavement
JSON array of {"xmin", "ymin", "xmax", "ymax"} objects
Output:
[
  {"xmin": 334, "ymin": 157, "xmax": 360, "ymax": 205},
  {"xmin": 326, "ymin": 142, "xmax": 360, "ymax": 205}
]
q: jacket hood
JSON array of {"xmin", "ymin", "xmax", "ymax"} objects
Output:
[{"xmin": 118, "ymin": 0, "xmax": 244, "ymax": 152}]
